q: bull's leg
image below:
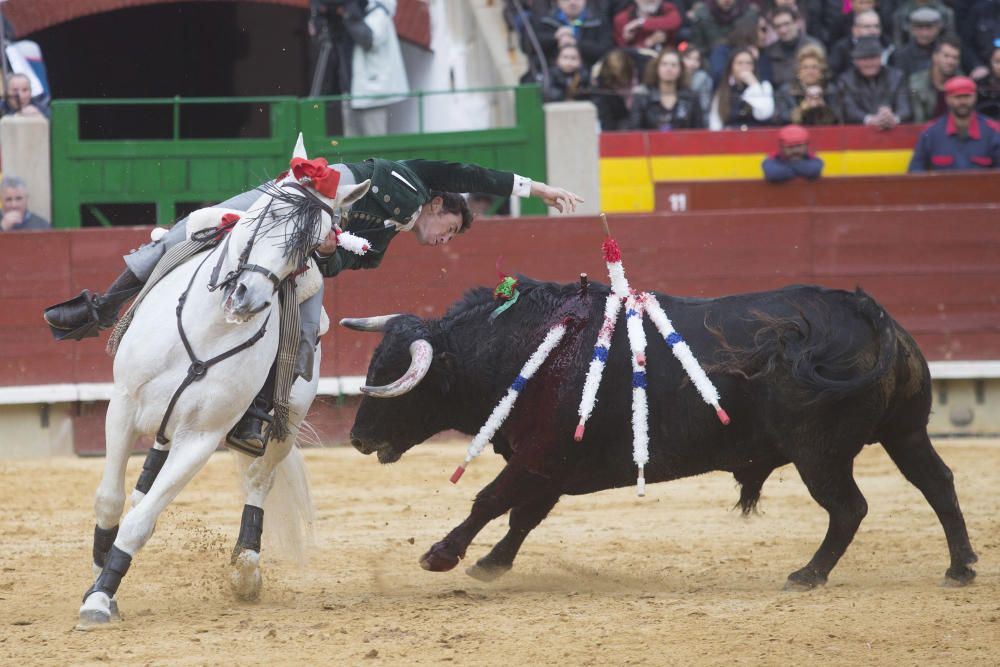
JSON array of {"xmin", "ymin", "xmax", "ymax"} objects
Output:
[
  {"xmin": 881, "ymin": 429, "xmax": 977, "ymax": 586},
  {"xmin": 466, "ymin": 493, "xmax": 561, "ymax": 582},
  {"xmin": 78, "ymin": 433, "xmax": 220, "ymax": 629},
  {"xmin": 786, "ymin": 457, "xmax": 868, "ymax": 590},
  {"xmin": 420, "ymin": 465, "xmax": 550, "ymax": 572}
]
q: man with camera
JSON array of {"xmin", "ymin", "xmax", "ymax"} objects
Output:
[{"xmin": 309, "ymin": 0, "xmax": 373, "ymax": 131}]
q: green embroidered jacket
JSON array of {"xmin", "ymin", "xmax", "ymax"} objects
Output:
[{"xmin": 313, "ymin": 158, "xmax": 517, "ymax": 277}]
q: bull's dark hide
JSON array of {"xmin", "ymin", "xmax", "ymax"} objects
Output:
[{"xmin": 347, "ymin": 278, "xmax": 977, "ymax": 589}]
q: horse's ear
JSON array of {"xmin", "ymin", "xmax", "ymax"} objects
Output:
[
  {"xmin": 292, "ymin": 132, "xmax": 308, "ymax": 160},
  {"xmin": 338, "ymin": 179, "xmax": 371, "ymax": 208}
]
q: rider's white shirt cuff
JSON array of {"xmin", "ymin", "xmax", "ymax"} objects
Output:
[{"xmin": 512, "ymin": 174, "xmax": 532, "ymax": 198}]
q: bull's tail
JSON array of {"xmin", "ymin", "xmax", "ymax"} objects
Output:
[
  {"xmin": 715, "ymin": 289, "xmax": 897, "ymax": 404},
  {"xmin": 785, "ymin": 289, "xmax": 897, "ymax": 403}
]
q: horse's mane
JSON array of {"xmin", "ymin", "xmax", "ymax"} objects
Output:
[{"xmin": 250, "ymin": 180, "xmax": 330, "ymax": 267}]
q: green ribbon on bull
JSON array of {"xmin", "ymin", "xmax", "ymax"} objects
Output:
[{"xmin": 489, "ymin": 276, "xmax": 520, "ymax": 323}]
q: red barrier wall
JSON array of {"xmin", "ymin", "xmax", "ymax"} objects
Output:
[{"xmin": 3, "ymin": 207, "xmax": 999, "ymax": 392}]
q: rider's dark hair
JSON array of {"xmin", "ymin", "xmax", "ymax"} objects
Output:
[{"xmin": 430, "ymin": 190, "xmax": 474, "ymax": 232}]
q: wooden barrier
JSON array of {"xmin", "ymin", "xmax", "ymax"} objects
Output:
[
  {"xmin": 3, "ymin": 208, "xmax": 998, "ymax": 451},
  {"xmin": 654, "ymin": 171, "xmax": 1000, "ymax": 213}
]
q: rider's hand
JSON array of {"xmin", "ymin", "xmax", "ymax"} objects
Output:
[
  {"xmin": 316, "ymin": 229, "xmax": 338, "ymax": 256},
  {"xmin": 531, "ymin": 182, "xmax": 584, "ymax": 214}
]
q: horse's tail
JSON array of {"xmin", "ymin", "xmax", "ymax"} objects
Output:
[{"xmin": 263, "ymin": 444, "xmax": 316, "ymax": 563}]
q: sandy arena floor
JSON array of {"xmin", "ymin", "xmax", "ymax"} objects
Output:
[{"xmin": 1, "ymin": 439, "xmax": 998, "ymax": 666}]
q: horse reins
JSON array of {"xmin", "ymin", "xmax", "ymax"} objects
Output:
[
  {"xmin": 154, "ymin": 185, "xmax": 325, "ymax": 445},
  {"xmin": 155, "ymin": 247, "xmax": 271, "ymax": 446}
]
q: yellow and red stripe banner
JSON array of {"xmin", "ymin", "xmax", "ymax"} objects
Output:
[{"xmin": 600, "ymin": 125, "xmax": 926, "ymax": 212}]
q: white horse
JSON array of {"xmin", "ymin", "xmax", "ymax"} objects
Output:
[{"xmin": 78, "ymin": 137, "xmax": 369, "ymax": 629}]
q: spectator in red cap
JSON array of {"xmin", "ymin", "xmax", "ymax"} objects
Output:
[
  {"xmin": 762, "ymin": 123, "xmax": 825, "ymax": 181},
  {"xmin": 908, "ymin": 75, "xmax": 1000, "ymax": 172}
]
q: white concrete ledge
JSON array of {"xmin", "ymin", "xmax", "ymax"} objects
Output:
[
  {"xmin": 928, "ymin": 361, "xmax": 1000, "ymax": 380},
  {"xmin": 0, "ymin": 364, "xmax": 996, "ymax": 406},
  {"xmin": 0, "ymin": 376, "xmax": 369, "ymax": 405}
]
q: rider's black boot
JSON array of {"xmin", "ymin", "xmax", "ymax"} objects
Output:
[
  {"xmin": 227, "ymin": 368, "xmax": 276, "ymax": 458},
  {"xmin": 43, "ymin": 268, "xmax": 144, "ymax": 341},
  {"xmin": 226, "ymin": 393, "xmax": 273, "ymax": 458}
]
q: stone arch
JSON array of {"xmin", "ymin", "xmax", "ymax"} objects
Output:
[{"xmin": 3, "ymin": 0, "xmax": 430, "ymax": 48}]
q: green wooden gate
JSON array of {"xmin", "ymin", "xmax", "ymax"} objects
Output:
[{"xmin": 49, "ymin": 86, "xmax": 547, "ymax": 228}]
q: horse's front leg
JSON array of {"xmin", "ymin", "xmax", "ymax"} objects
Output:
[
  {"xmin": 78, "ymin": 432, "xmax": 221, "ymax": 630},
  {"xmin": 87, "ymin": 394, "xmax": 139, "ymax": 624},
  {"xmin": 420, "ymin": 464, "xmax": 553, "ymax": 572}
]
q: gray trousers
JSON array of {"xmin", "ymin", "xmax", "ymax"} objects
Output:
[{"xmin": 123, "ymin": 187, "xmax": 330, "ymax": 381}]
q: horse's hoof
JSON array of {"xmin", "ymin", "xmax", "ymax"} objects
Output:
[
  {"xmin": 76, "ymin": 592, "xmax": 112, "ymax": 631},
  {"xmin": 419, "ymin": 543, "xmax": 461, "ymax": 572},
  {"xmin": 783, "ymin": 567, "xmax": 826, "ymax": 591},
  {"xmin": 465, "ymin": 562, "xmax": 511, "ymax": 582},
  {"xmin": 109, "ymin": 598, "xmax": 122, "ymax": 623},
  {"xmin": 230, "ymin": 549, "xmax": 262, "ymax": 602},
  {"xmin": 943, "ymin": 564, "xmax": 976, "ymax": 587}
]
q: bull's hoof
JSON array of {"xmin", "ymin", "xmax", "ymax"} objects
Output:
[
  {"xmin": 943, "ymin": 564, "xmax": 976, "ymax": 587},
  {"xmin": 783, "ymin": 567, "xmax": 827, "ymax": 591},
  {"xmin": 465, "ymin": 561, "xmax": 511, "ymax": 582},
  {"xmin": 419, "ymin": 542, "xmax": 462, "ymax": 572}
]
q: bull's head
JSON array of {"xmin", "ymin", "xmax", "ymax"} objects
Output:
[{"xmin": 341, "ymin": 314, "xmax": 459, "ymax": 463}]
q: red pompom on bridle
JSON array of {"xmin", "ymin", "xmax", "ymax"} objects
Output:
[{"xmin": 289, "ymin": 157, "xmax": 341, "ymax": 198}]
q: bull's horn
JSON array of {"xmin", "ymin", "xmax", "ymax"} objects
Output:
[
  {"xmin": 361, "ymin": 339, "xmax": 434, "ymax": 398},
  {"xmin": 339, "ymin": 314, "xmax": 401, "ymax": 332}
]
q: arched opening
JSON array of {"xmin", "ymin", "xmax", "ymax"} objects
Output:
[{"xmin": 26, "ymin": 1, "xmax": 311, "ymax": 138}]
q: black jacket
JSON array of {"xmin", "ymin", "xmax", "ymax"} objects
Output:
[
  {"xmin": 628, "ymin": 87, "xmax": 705, "ymax": 130},
  {"xmin": 532, "ymin": 10, "xmax": 615, "ymax": 68},
  {"xmin": 836, "ymin": 65, "xmax": 913, "ymax": 124}
]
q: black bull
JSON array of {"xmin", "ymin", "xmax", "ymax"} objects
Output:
[{"xmin": 343, "ymin": 278, "xmax": 977, "ymax": 589}]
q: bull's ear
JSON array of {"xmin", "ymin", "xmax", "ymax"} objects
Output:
[{"xmin": 435, "ymin": 351, "xmax": 456, "ymax": 394}]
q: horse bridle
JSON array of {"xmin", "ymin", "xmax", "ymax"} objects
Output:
[
  {"xmin": 155, "ymin": 182, "xmax": 333, "ymax": 446},
  {"xmin": 204, "ymin": 181, "xmax": 334, "ymax": 295}
]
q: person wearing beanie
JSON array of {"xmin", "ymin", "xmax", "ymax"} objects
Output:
[
  {"xmin": 762, "ymin": 124, "xmax": 825, "ymax": 182},
  {"xmin": 908, "ymin": 76, "xmax": 1000, "ymax": 172}
]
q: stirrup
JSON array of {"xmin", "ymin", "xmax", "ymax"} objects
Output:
[
  {"xmin": 225, "ymin": 411, "xmax": 272, "ymax": 458},
  {"xmin": 43, "ymin": 291, "xmax": 104, "ymax": 341}
]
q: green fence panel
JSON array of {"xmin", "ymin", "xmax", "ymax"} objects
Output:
[
  {"xmin": 50, "ymin": 86, "xmax": 547, "ymax": 227},
  {"xmin": 50, "ymin": 97, "xmax": 300, "ymax": 228}
]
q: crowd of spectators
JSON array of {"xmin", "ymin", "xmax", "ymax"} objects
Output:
[{"xmin": 508, "ymin": 0, "xmax": 1000, "ymax": 132}]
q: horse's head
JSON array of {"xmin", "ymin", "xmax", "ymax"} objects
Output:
[{"xmin": 223, "ymin": 135, "xmax": 369, "ymax": 322}]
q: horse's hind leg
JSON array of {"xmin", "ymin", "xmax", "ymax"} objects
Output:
[
  {"xmin": 78, "ymin": 433, "xmax": 220, "ymax": 629},
  {"xmin": 130, "ymin": 441, "xmax": 170, "ymax": 508},
  {"xmin": 231, "ymin": 364, "xmax": 319, "ymax": 601},
  {"xmin": 881, "ymin": 429, "xmax": 977, "ymax": 585},
  {"xmin": 786, "ymin": 453, "xmax": 868, "ymax": 590},
  {"xmin": 229, "ymin": 437, "xmax": 294, "ymax": 602}
]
